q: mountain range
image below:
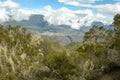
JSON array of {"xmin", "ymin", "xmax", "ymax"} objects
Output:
[{"xmin": 4, "ymin": 14, "xmax": 113, "ymax": 45}]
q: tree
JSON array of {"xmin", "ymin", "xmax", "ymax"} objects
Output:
[
  {"xmin": 83, "ymin": 26, "xmax": 107, "ymax": 44},
  {"xmin": 113, "ymin": 14, "xmax": 120, "ymax": 30},
  {"xmin": 109, "ymin": 14, "xmax": 120, "ymax": 66},
  {"xmin": 113, "ymin": 14, "xmax": 120, "ymax": 50}
]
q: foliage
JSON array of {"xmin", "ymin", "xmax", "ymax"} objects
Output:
[
  {"xmin": 0, "ymin": 25, "xmax": 43, "ymax": 79},
  {"xmin": 44, "ymin": 52, "xmax": 77, "ymax": 80},
  {"xmin": 110, "ymin": 14, "xmax": 120, "ymax": 66},
  {"xmin": 0, "ymin": 73, "xmax": 19, "ymax": 80},
  {"xmin": 113, "ymin": 14, "xmax": 120, "ymax": 30},
  {"xmin": 39, "ymin": 39, "xmax": 65, "ymax": 55}
]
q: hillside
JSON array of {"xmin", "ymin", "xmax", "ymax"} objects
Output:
[{"xmin": 0, "ymin": 14, "xmax": 120, "ymax": 80}]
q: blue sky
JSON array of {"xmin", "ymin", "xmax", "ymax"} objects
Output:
[
  {"xmin": 0, "ymin": 0, "xmax": 120, "ymax": 29},
  {"xmin": 9, "ymin": 0, "xmax": 117, "ymax": 9},
  {"xmin": 0, "ymin": 0, "xmax": 118, "ymax": 11},
  {"xmin": 14, "ymin": 0, "xmax": 62, "ymax": 9},
  {"xmin": 4, "ymin": 0, "xmax": 118, "ymax": 10}
]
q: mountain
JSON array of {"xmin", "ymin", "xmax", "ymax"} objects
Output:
[
  {"xmin": 80, "ymin": 21, "xmax": 114, "ymax": 33},
  {"xmin": 4, "ymin": 14, "xmax": 112, "ymax": 45},
  {"xmin": 5, "ymin": 14, "xmax": 48, "ymax": 27},
  {"xmin": 4, "ymin": 14, "xmax": 84, "ymax": 45}
]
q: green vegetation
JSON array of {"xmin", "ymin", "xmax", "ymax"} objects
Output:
[
  {"xmin": 39, "ymin": 39, "xmax": 65, "ymax": 55},
  {"xmin": 0, "ymin": 25, "xmax": 43, "ymax": 80},
  {"xmin": 0, "ymin": 14, "xmax": 120, "ymax": 80}
]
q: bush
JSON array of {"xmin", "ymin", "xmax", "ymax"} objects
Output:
[
  {"xmin": 0, "ymin": 73, "xmax": 19, "ymax": 80},
  {"xmin": 44, "ymin": 52, "xmax": 77, "ymax": 80},
  {"xmin": 0, "ymin": 25, "xmax": 43, "ymax": 79}
]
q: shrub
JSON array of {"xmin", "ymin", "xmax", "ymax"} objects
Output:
[{"xmin": 44, "ymin": 52, "xmax": 77, "ymax": 80}]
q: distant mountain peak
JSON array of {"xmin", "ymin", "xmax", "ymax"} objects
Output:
[{"xmin": 5, "ymin": 14, "xmax": 49, "ymax": 27}]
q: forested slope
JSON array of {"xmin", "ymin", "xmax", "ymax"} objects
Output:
[{"xmin": 0, "ymin": 14, "xmax": 120, "ymax": 80}]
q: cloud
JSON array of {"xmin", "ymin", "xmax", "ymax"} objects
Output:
[
  {"xmin": 93, "ymin": 3, "xmax": 120, "ymax": 15},
  {"xmin": 0, "ymin": 0, "xmax": 19, "ymax": 9},
  {"xmin": 0, "ymin": 0, "xmax": 19, "ymax": 22},
  {"xmin": 58, "ymin": 0, "xmax": 120, "ymax": 16},
  {"xmin": 40, "ymin": 5, "xmax": 106, "ymax": 29},
  {"xmin": 58, "ymin": 0, "xmax": 101, "ymax": 7},
  {"xmin": 0, "ymin": 0, "xmax": 35, "ymax": 23},
  {"xmin": 59, "ymin": 0, "xmax": 100, "ymax": 4},
  {"xmin": 0, "ymin": 0, "xmax": 110, "ymax": 29},
  {"xmin": 11, "ymin": 9, "xmax": 36, "ymax": 21},
  {"xmin": 0, "ymin": 8, "xmax": 9, "ymax": 22}
]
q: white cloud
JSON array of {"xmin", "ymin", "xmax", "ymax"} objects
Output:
[
  {"xmin": 40, "ymin": 5, "xmax": 106, "ymax": 29},
  {"xmin": 59, "ymin": 0, "xmax": 100, "ymax": 4},
  {"xmin": 11, "ymin": 9, "xmax": 35, "ymax": 21},
  {"xmin": 96, "ymin": 13, "xmax": 106, "ymax": 18},
  {"xmin": 58, "ymin": 0, "xmax": 120, "ymax": 16},
  {"xmin": 0, "ymin": 0, "xmax": 35, "ymax": 23},
  {"xmin": 43, "ymin": 5, "xmax": 54, "ymax": 12},
  {"xmin": 93, "ymin": 3, "xmax": 120, "ymax": 15},
  {"xmin": 58, "ymin": 0, "xmax": 101, "ymax": 7},
  {"xmin": 0, "ymin": 0, "xmax": 19, "ymax": 9},
  {"xmin": 0, "ymin": 0, "xmax": 111, "ymax": 29},
  {"xmin": 59, "ymin": 0, "xmax": 120, "ymax": 15},
  {"xmin": 0, "ymin": 9, "xmax": 9, "ymax": 22}
]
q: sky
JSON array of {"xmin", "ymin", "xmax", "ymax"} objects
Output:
[{"xmin": 0, "ymin": 0, "xmax": 120, "ymax": 29}]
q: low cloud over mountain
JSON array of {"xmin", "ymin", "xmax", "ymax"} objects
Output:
[
  {"xmin": 0, "ymin": 0, "xmax": 110, "ymax": 30},
  {"xmin": 41, "ymin": 5, "xmax": 107, "ymax": 29}
]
